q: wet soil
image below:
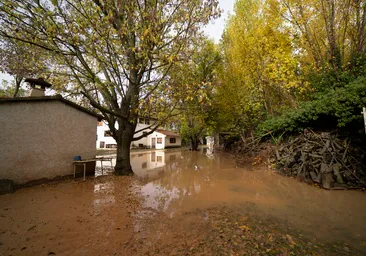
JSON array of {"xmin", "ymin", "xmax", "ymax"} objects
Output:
[
  {"xmin": 0, "ymin": 176, "xmax": 140, "ymax": 256},
  {"xmin": 1, "ymin": 149, "xmax": 365, "ymax": 255}
]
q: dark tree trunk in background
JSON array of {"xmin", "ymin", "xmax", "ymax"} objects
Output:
[
  {"xmin": 12, "ymin": 76, "xmax": 23, "ymax": 97},
  {"xmin": 190, "ymin": 136, "xmax": 200, "ymax": 151}
]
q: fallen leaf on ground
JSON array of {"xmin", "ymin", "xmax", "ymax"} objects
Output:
[
  {"xmin": 239, "ymin": 225, "xmax": 251, "ymax": 231},
  {"xmin": 286, "ymin": 234, "xmax": 296, "ymax": 247}
]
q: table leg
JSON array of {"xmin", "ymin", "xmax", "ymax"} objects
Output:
[{"xmin": 83, "ymin": 163, "xmax": 86, "ymax": 181}]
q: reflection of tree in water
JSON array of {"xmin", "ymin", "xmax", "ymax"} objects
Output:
[
  {"xmin": 137, "ymin": 150, "xmax": 366, "ymax": 252},
  {"xmin": 146, "ymin": 150, "xmax": 314, "ymax": 214},
  {"xmin": 141, "ymin": 150, "xmax": 220, "ymax": 214}
]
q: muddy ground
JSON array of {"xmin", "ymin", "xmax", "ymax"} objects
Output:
[{"xmin": 1, "ymin": 150, "xmax": 365, "ymax": 255}]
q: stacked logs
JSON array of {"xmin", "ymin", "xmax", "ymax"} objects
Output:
[{"xmin": 272, "ymin": 130, "xmax": 366, "ymax": 189}]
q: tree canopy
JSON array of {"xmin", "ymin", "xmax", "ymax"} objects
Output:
[
  {"xmin": 0, "ymin": 37, "xmax": 56, "ymax": 97},
  {"xmin": 0, "ymin": 0, "xmax": 220, "ymax": 174},
  {"xmin": 214, "ymin": 0, "xmax": 365, "ymax": 141},
  {"xmin": 168, "ymin": 39, "xmax": 221, "ymax": 150},
  {"xmin": 1, "ymin": 0, "xmax": 364, "ymax": 162}
]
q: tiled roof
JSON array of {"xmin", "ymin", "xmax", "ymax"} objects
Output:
[
  {"xmin": 0, "ymin": 94, "xmax": 103, "ymax": 120},
  {"xmin": 156, "ymin": 129, "xmax": 180, "ymax": 137}
]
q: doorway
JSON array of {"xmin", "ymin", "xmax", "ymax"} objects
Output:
[{"xmin": 151, "ymin": 138, "xmax": 156, "ymax": 149}]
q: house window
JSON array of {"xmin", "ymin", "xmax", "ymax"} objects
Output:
[
  {"xmin": 100, "ymin": 141, "xmax": 105, "ymax": 148},
  {"xmin": 104, "ymin": 130, "xmax": 112, "ymax": 137},
  {"xmin": 142, "ymin": 162, "xmax": 147, "ymax": 168},
  {"xmin": 157, "ymin": 156, "xmax": 163, "ymax": 162},
  {"xmin": 106, "ymin": 144, "xmax": 117, "ymax": 148},
  {"xmin": 157, "ymin": 138, "xmax": 162, "ymax": 144},
  {"xmin": 170, "ymin": 138, "xmax": 176, "ymax": 144}
]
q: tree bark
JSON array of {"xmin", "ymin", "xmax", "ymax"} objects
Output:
[
  {"xmin": 115, "ymin": 140, "xmax": 133, "ymax": 175},
  {"xmin": 12, "ymin": 76, "xmax": 23, "ymax": 97},
  {"xmin": 114, "ymin": 122, "xmax": 135, "ymax": 176},
  {"xmin": 190, "ymin": 136, "xmax": 200, "ymax": 151}
]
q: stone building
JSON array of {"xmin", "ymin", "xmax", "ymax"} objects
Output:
[{"xmin": 0, "ymin": 79, "xmax": 102, "ymax": 186}]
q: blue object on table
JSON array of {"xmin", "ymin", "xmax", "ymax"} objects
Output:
[{"xmin": 73, "ymin": 155, "xmax": 82, "ymax": 161}]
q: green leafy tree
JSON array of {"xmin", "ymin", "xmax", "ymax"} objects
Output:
[
  {"xmin": 0, "ymin": 38, "xmax": 55, "ymax": 97},
  {"xmin": 0, "ymin": 79, "xmax": 26, "ymax": 97},
  {"xmin": 216, "ymin": 0, "xmax": 302, "ymax": 142},
  {"xmin": 0, "ymin": 0, "xmax": 220, "ymax": 175},
  {"xmin": 279, "ymin": 0, "xmax": 366, "ymax": 87},
  {"xmin": 169, "ymin": 39, "xmax": 221, "ymax": 150}
]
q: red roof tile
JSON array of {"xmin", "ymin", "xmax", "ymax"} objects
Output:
[{"xmin": 156, "ymin": 129, "xmax": 180, "ymax": 137}]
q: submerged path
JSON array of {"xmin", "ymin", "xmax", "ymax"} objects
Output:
[{"xmin": 1, "ymin": 149, "xmax": 365, "ymax": 255}]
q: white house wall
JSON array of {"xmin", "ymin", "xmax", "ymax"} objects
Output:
[
  {"xmin": 96, "ymin": 124, "xmax": 116, "ymax": 148},
  {"xmin": 164, "ymin": 136, "xmax": 182, "ymax": 148},
  {"xmin": 148, "ymin": 131, "xmax": 166, "ymax": 149},
  {"xmin": 96, "ymin": 122, "xmax": 171, "ymax": 149},
  {"xmin": 132, "ymin": 123, "xmax": 150, "ymax": 147}
]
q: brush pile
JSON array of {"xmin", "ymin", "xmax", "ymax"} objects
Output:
[{"xmin": 272, "ymin": 130, "xmax": 366, "ymax": 189}]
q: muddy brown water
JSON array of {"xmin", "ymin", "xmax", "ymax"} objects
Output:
[{"xmin": 1, "ymin": 149, "xmax": 366, "ymax": 255}]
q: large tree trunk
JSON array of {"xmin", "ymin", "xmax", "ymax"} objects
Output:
[
  {"xmin": 115, "ymin": 139, "xmax": 133, "ymax": 175},
  {"xmin": 114, "ymin": 122, "xmax": 135, "ymax": 175},
  {"xmin": 190, "ymin": 136, "xmax": 200, "ymax": 151}
]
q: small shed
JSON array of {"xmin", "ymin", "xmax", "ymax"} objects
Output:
[
  {"xmin": 153, "ymin": 129, "xmax": 181, "ymax": 149},
  {"xmin": 0, "ymin": 94, "xmax": 102, "ymax": 185}
]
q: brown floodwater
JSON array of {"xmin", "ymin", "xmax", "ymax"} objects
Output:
[{"xmin": 1, "ymin": 148, "xmax": 366, "ymax": 255}]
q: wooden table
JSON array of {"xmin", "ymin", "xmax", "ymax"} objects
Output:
[
  {"xmin": 73, "ymin": 157, "xmax": 114, "ymax": 181},
  {"xmin": 96, "ymin": 157, "xmax": 113, "ymax": 175},
  {"xmin": 73, "ymin": 159, "xmax": 97, "ymax": 181}
]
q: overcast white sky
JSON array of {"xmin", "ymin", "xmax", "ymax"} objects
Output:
[
  {"xmin": 0, "ymin": 0, "xmax": 236, "ymax": 83},
  {"xmin": 204, "ymin": 0, "xmax": 236, "ymax": 42}
]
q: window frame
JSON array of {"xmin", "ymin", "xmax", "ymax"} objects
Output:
[
  {"xmin": 104, "ymin": 130, "xmax": 112, "ymax": 137},
  {"xmin": 169, "ymin": 138, "xmax": 176, "ymax": 144}
]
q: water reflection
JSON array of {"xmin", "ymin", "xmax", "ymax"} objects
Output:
[
  {"xmin": 133, "ymin": 149, "xmax": 366, "ymax": 252},
  {"xmin": 206, "ymin": 136, "xmax": 215, "ymax": 159},
  {"xmin": 131, "ymin": 150, "xmax": 182, "ymax": 180},
  {"xmin": 137, "ymin": 149, "xmax": 227, "ymax": 216},
  {"xmin": 95, "ymin": 150, "xmax": 183, "ymax": 179},
  {"xmin": 95, "ymin": 148, "xmax": 366, "ymax": 252},
  {"xmin": 93, "ymin": 182, "xmax": 116, "ymax": 213}
]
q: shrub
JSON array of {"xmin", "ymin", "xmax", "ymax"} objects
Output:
[{"xmin": 257, "ymin": 77, "xmax": 366, "ymax": 136}]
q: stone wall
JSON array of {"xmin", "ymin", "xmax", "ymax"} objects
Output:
[{"xmin": 0, "ymin": 100, "xmax": 97, "ymax": 184}]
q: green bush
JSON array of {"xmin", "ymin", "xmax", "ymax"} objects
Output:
[
  {"xmin": 257, "ymin": 77, "xmax": 366, "ymax": 136},
  {"xmin": 305, "ymin": 53, "xmax": 366, "ymax": 92}
]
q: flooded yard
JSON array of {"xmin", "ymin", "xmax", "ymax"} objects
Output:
[{"xmin": 1, "ymin": 149, "xmax": 366, "ymax": 255}]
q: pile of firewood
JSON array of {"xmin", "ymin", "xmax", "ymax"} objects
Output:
[{"xmin": 271, "ymin": 130, "xmax": 366, "ymax": 189}]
